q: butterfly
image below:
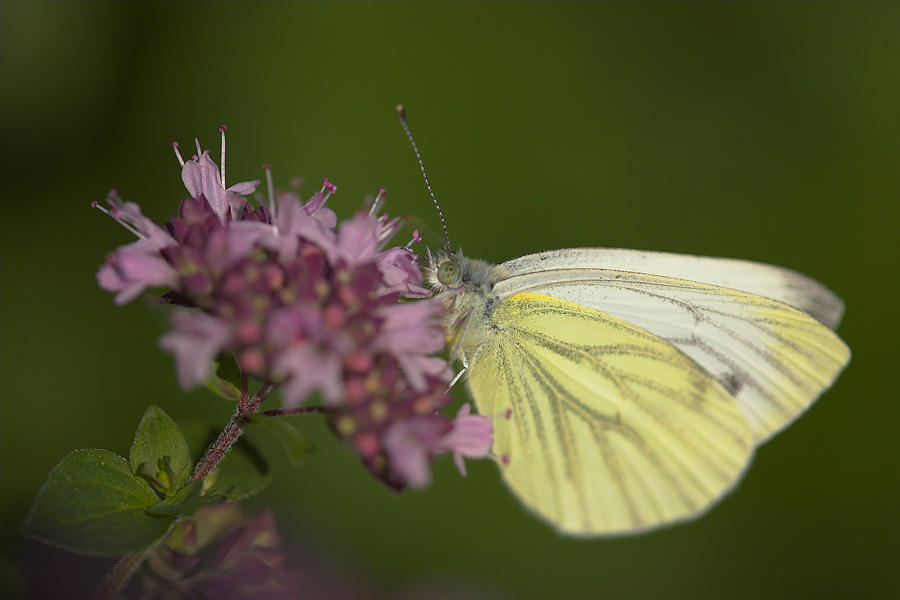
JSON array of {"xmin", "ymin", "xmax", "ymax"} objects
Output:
[
  {"xmin": 424, "ymin": 246, "xmax": 849, "ymax": 536},
  {"xmin": 397, "ymin": 106, "xmax": 850, "ymax": 536}
]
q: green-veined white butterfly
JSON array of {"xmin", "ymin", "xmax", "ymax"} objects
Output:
[{"xmin": 398, "ymin": 107, "xmax": 850, "ymax": 536}]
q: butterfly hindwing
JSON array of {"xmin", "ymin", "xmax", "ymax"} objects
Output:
[{"xmin": 466, "ymin": 293, "xmax": 755, "ymax": 535}]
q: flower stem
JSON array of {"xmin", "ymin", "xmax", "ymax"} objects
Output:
[
  {"xmin": 189, "ymin": 383, "xmax": 274, "ymax": 482},
  {"xmin": 258, "ymin": 406, "xmax": 327, "ymax": 417},
  {"xmin": 91, "ymin": 546, "xmax": 153, "ymax": 600}
]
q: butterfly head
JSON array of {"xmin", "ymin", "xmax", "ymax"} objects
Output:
[
  {"xmin": 425, "ymin": 247, "xmax": 463, "ymax": 293},
  {"xmin": 425, "ymin": 247, "xmax": 505, "ymax": 297},
  {"xmin": 424, "ymin": 247, "xmax": 503, "ymax": 360}
]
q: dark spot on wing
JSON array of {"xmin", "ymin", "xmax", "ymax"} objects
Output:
[{"xmin": 720, "ymin": 373, "xmax": 744, "ymax": 395}]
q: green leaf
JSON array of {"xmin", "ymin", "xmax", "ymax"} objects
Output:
[
  {"xmin": 145, "ymin": 479, "xmax": 203, "ymax": 517},
  {"xmin": 248, "ymin": 414, "xmax": 314, "ymax": 466},
  {"xmin": 22, "ymin": 449, "xmax": 172, "ymax": 556},
  {"xmin": 204, "ymin": 352, "xmax": 242, "ymax": 401},
  {"xmin": 130, "ymin": 405, "xmax": 191, "ymax": 492},
  {"xmin": 180, "ymin": 421, "xmax": 271, "ymax": 502}
]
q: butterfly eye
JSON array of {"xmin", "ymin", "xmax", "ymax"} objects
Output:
[{"xmin": 437, "ymin": 259, "xmax": 460, "ymax": 286}]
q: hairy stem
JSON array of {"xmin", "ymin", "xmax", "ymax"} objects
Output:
[
  {"xmin": 91, "ymin": 546, "xmax": 154, "ymax": 600},
  {"xmin": 189, "ymin": 383, "xmax": 274, "ymax": 482},
  {"xmin": 258, "ymin": 406, "xmax": 327, "ymax": 417}
]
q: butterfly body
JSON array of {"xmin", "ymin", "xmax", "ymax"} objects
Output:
[{"xmin": 426, "ymin": 246, "xmax": 850, "ymax": 536}]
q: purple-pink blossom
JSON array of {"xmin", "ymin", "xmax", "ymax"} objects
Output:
[
  {"xmin": 179, "ymin": 129, "xmax": 260, "ymax": 222},
  {"xmin": 95, "ymin": 128, "xmax": 493, "ymax": 490},
  {"xmin": 159, "ymin": 311, "xmax": 233, "ymax": 389},
  {"xmin": 380, "ymin": 404, "xmax": 494, "ymax": 488},
  {"xmin": 94, "ymin": 198, "xmax": 180, "ymax": 304},
  {"xmin": 434, "ymin": 404, "xmax": 494, "ymax": 477}
]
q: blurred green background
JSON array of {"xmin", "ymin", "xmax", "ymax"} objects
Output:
[{"xmin": 2, "ymin": 2, "xmax": 898, "ymax": 599}]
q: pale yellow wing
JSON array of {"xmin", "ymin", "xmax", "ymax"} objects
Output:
[
  {"xmin": 499, "ymin": 248, "xmax": 846, "ymax": 329},
  {"xmin": 493, "ymin": 270, "xmax": 851, "ymax": 442},
  {"xmin": 466, "ymin": 293, "xmax": 755, "ymax": 536}
]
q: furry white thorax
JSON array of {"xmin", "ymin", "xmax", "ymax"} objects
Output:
[{"xmin": 424, "ymin": 247, "xmax": 508, "ymax": 363}]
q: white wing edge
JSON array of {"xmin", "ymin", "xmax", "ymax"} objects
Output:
[{"xmin": 499, "ymin": 248, "xmax": 845, "ymax": 330}]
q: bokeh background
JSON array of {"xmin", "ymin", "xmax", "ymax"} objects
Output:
[{"xmin": 2, "ymin": 3, "xmax": 898, "ymax": 599}]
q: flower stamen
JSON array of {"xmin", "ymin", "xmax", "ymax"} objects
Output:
[
  {"xmin": 369, "ymin": 187, "xmax": 387, "ymax": 217},
  {"xmin": 405, "ymin": 230, "xmax": 423, "ymax": 249},
  {"xmin": 263, "ymin": 164, "xmax": 275, "ymax": 216},
  {"xmin": 219, "ymin": 125, "xmax": 227, "ymax": 189},
  {"xmin": 92, "ymin": 192, "xmax": 141, "ymax": 238},
  {"xmin": 171, "ymin": 141, "xmax": 185, "ymax": 168}
]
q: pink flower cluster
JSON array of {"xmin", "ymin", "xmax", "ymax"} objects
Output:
[{"xmin": 95, "ymin": 128, "xmax": 492, "ymax": 489}]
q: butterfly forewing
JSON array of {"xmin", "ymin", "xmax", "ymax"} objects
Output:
[
  {"xmin": 467, "ymin": 293, "xmax": 755, "ymax": 535},
  {"xmin": 493, "ymin": 270, "xmax": 851, "ymax": 443},
  {"xmin": 500, "ymin": 248, "xmax": 846, "ymax": 329}
]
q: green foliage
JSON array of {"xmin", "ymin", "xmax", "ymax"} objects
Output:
[
  {"xmin": 145, "ymin": 479, "xmax": 203, "ymax": 517},
  {"xmin": 21, "ymin": 449, "xmax": 172, "ymax": 556},
  {"xmin": 248, "ymin": 414, "xmax": 314, "ymax": 466},
  {"xmin": 22, "ymin": 404, "xmax": 279, "ymax": 557},
  {"xmin": 204, "ymin": 352, "xmax": 243, "ymax": 401},
  {"xmin": 130, "ymin": 405, "xmax": 192, "ymax": 493}
]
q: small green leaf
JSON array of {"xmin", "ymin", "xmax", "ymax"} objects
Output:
[
  {"xmin": 181, "ymin": 421, "xmax": 271, "ymax": 502},
  {"xmin": 248, "ymin": 414, "xmax": 314, "ymax": 466},
  {"xmin": 145, "ymin": 479, "xmax": 203, "ymax": 517},
  {"xmin": 22, "ymin": 449, "xmax": 172, "ymax": 556},
  {"xmin": 130, "ymin": 405, "xmax": 191, "ymax": 492},
  {"xmin": 204, "ymin": 352, "xmax": 243, "ymax": 401}
]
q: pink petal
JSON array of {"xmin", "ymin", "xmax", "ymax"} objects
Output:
[
  {"xmin": 275, "ymin": 344, "xmax": 343, "ymax": 407},
  {"xmin": 97, "ymin": 249, "xmax": 179, "ymax": 305},
  {"xmin": 383, "ymin": 416, "xmax": 449, "ymax": 488},
  {"xmin": 227, "ymin": 180, "xmax": 259, "ymax": 195},
  {"xmin": 434, "ymin": 404, "xmax": 494, "ymax": 477},
  {"xmin": 182, "ymin": 153, "xmax": 229, "ymax": 222},
  {"xmin": 159, "ymin": 311, "xmax": 232, "ymax": 389},
  {"xmin": 332, "ymin": 212, "xmax": 380, "ymax": 266}
]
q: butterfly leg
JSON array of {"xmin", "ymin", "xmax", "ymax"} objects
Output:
[{"xmin": 446, "ymin": 354, "xmax": 469, "ymax": 391}]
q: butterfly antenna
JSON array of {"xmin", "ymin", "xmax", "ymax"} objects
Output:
[{"xmin": 396, "ymin": 105, "xmax": 451, "ymax": 249}]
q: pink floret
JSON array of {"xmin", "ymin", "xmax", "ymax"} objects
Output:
[{"xmin": 434, "ymin": 404, "xmax": 494, "ymax": 476}]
